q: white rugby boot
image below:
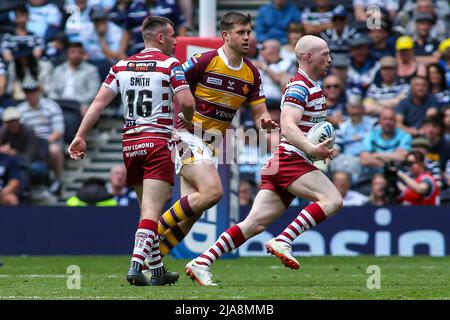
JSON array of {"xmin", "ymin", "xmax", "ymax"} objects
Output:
[
  {"xmin": 265, "ymin": 238, "xmax": 300, "ymax": 270},
  {"xmin": 185, "ymin": 260, "xmax": 218, "ymax": 286}
]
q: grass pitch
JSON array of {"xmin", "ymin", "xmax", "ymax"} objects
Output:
[{"xmin": 0, "ymin": 256, "xmax": 449, "ymax": 300}]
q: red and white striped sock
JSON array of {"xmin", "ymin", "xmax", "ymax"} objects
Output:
[
  {"xmin": 194, "ymin": 225, "xmax": 246, "ymax": 268},
  {"xmin": 149, "ymin": 237, "xmax": 165, "ymax": 277},
  {"xmin": 276, "ymin": 202, "xmax": 327, "ymax": 246},
  {"xmin": 131, "ymin": 219, "xmax": 157, "ymax": 270}
]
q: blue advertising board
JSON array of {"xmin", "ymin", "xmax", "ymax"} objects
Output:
[
  {"xmin": 0, "ymin": 205, "xmax": 449, "ymax": 256},
  {"xmin": 239, "ymin": 206, "xmax": 450, "ymax": 257}
]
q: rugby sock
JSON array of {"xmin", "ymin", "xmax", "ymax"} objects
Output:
[
  {"xmin": 130, "ymin": 219, "xmax": 157, "ymax": 271},
  {"xmin": 149, "ymin": 237, "xmax": 165, "ymax": 277},
  {"xmin": 158, "ymin": 196, "xmax": 195, "ymax": 234},
  {"xmin": 194, "ymin": 225, "xmax": 245, "ymax": 268},
  {"xmin": 159, "ymin": 224, "xmax": 186, "ymax": 256},
  {"xmin": 275, "ymin": 202, "xmax": 327, "ymax": 246}
]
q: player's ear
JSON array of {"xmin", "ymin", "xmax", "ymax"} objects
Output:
[
  {"xmin": 221, "ymin": 29, "xmax": 229, "ymax": 42},
  {"xmin": 157, "ymin": 31, "xmax": 164, "ymax": 44}
]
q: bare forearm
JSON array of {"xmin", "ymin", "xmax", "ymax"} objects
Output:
[
  {"xmin": 398, "ymin": 171, "xmax": 427, "ymax": 195},
  {"xmin": 282, "ymin": 123, "xmax": 313, "ymax": 154},
  {"xmin": 253, "ymin": 110, "xmax": 271, "ymax": 129}
]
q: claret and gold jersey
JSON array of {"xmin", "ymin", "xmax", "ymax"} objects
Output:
[{"xmin": 181, "ymin": 47, "xmax": 265, "ymax": 134}]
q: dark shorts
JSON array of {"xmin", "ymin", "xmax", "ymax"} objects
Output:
[
  {"xmin": 260, "ymin": 145, "xmax": 318, "ymax": 208},
  {"xmin": 122, "ymin": 133, "xmax": 175, "ymax": 186}
]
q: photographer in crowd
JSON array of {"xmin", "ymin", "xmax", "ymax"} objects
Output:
[{"xmin": 397, "ymin": 151, "xmax": 440, "ymax": 205}]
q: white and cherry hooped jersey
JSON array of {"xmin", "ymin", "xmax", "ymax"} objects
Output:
[
  {"xmin": 279, "ymin": 68, "xmax": 328, "ymax": 160},
  {"xmin": 103, "ymin": 48, "xmax": 189, "ymax": 139}
]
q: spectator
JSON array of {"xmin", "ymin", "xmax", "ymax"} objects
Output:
[
  {"xmin": 43, "ymin": 31, "xmax": 69, "ymax": 67},
  {"xmin": 364, "ymin": 56, "xmax": 410, "ymax": 116},
  {"xmin": 400, "ymin": 0, "xmax": 450, "ymax": 22},
  {"xmin": 255, "ymin": 0, "xmax": 301, "ymax": 45},
  {"xmin": 119, "ymin": 0, "xmax": 188, "ymax": 58},
  {"xmin": 245, "ymin": 33, "xmax": 260, "ymax": 60},
  {"xmin": 353, "ymin": 0, "xmax": 399, "ymax": 22},
  {"xmin": 329, "ymin": 54, "xmax": 349, "ymax": 90},
  {"xmin": 347, "ymin": 34, "xmax": 380, "ymax": 97},
  {"xmin": 65, "ymin": 0, "xmax": 94, "ymax": 44},
  {"xmin": 1, "ymin": 5, "xmax": 45, "ymax": 62},
  {"xmin": 108, "ymin": 0, "xmax": 132, "ymax": 28},
  {"xmin": 16, "ymin": 80, "xmax": 65, "ymax": 196},
  {"xmin": 107, "ymin": 164, "xmax": 138, "ymax": 206},
  {"xmin": 403, "ymin": 0, "xmax": 448, "ymax": 42},
  {"xmin": 47, "ymin": 41, "xmax": 101, "ymax": 116},
  {"xmin": 444, "ymin": 106, "xmax": 450, "ymax": 142},
  {"xmin": 360, "ymin": 108, "xmax": 412, "ymax": 173},
  {"xmin": 66, "ymin": 177, "xmax": 118, "ymax": 206},
  {"xmin": 0, "ymin": 151, "xmax": 21, "ymax": 206},
  {"xmin": 320, "ymin": 5, "xmax": 358, "ymax": 61},
  {"xmin": 427, "ymin": 63, "xmax": 450, "ymax": 108},
  {"xmin": 439, "ymin": 38, "xmax": 450, "ymax": 87},
  {"xmin": 368, "ymin": 20, "xmax": 396, "ymax": 60},
  {"xmin": 333, "ymin": 95, "xmax": 375, "ymax": 182},
  {"xmin": 412, "ymin": 13, "xmax": 441, "ymax": 65},
  {"xmin": 396, "ymin": 35, "xmax": 427, "ymax": 84},
  {"xmin": 397, "ymin": 150, "xmax": 440, "ymax": 205},
  {"xmin": 410, "ymin": 136, "xmax": 443, "ymax": 189},
  {"xmin": 323, "ymin": 74, "xmax": 346, "ymax": 126},
  {"xmin": 239, "ymin": 180, "xmax": 255, "ymax": 206},
  {"xmin": 396, "ymin": 75, "xmax": 439, "ymax": 136},
  {"xmin": 14, "ymin": 54, "xmax": 53, "ymax": 101},
  {"xmin": 332, "ymin": 171, "xmax": 368, "ymax": 206},
  {"xmin": 301, "ymin": 0, "xmax": 333, "ymax": 36},
  {"xmin": 177, "ymin": 0, "xmax": 194, "ymax": 33},
  {"xmin": 420, "ymin": 116, "xmax": 450, "ymax": 172},
  {"xmin": 0, "ymin": 58, "xmax": 10, "ymax": 110},
  {"xmin": 77, "ymin": 10, "xmax": 124, "ymax": 79},
  {"xmin": 280, "ymin": 22, "xmax": 304, "ymax": 65},
  {"xmin": 0, "ymin": 107, "xmax": 49, "ymax": 186},
  {"xmin": 368, "ymin": 173, "xmax": 389, "ymax": 206},
  {"xmin": 15, "ymin": 0, "xmax": 63, "ymax": 42},
  {"xmin": 252, "ymin": 39, "xmax": 291, "ymax": 123}
]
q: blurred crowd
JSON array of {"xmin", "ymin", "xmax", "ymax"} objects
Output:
[
  {"xmin": 0, "ymin": 0, "xmax": 449, "ymax": 207},
  {"xmin": 0, "ymin": 0, "xmax": 193, "ymax": 205},
  {"xmin": 238, "ymin": 0, "xmax": 450, "ymax": 207}
]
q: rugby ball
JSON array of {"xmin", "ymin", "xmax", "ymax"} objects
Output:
[{"xmin": 306, "ymin": 121, "xmax": 336, "ymax": 160}]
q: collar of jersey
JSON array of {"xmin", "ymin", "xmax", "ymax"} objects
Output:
[
  {"xmin": 141, "ymin": 47, "xmax": 162, "ymax": 53},
  {"xmin": 218, "ymin": 47, "xmax": 243, "ymax": 71},
  {"xmin": 298, "ymin": 68, "xmax": 319, "ymax": 86}
]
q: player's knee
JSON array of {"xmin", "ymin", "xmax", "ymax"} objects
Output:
[
  {"xmin": 203, "ymin": 185, "xmax": 223, "ymax": 205},
  {"xmin": 329, "ymin": 193, "xmax": 343, "ymax": 213}
]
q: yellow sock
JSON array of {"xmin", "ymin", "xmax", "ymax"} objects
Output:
[
  {"xmin": 159, "ymin": 224, "xmax": 186, "ymax": 256},
  {"xmin": 158, "ymin": 196, "xmax": 194, "ymax": 234}
]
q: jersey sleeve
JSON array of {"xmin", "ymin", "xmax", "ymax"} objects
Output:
[
  {"xmin": 181, "ymin": 52, "xmax": 209, "ymax": 86},
  {"xmin": 282, "ymin": 84, "xmax": 309, "ymax": 110},
  {"xmin": 102, "ymin": 64, "xmax": 119, "ymax": 95},
  {"xmin": 168, "ymin": 60, "xmax": 190, "ymax": 94},
  {"xmin": 247, "ymin": 69, "xmax": 265, "ymax": 106}
]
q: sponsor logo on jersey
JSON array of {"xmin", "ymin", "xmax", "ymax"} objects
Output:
[
  {"xmin": 127, "ymin": 61, "xmax": 157, "ymax": 72},
  {"xmin": 242, "ymin": 84, "xmax": 249, "ymax": 95},
  {"xmin": 181, "ymin": 59, "xmax": 195, "ymax": 72},
  {"xmin": 206, "ymin": 77, "xmax": 223, "ymax": 86},
  {"xmin": 172, "ymin": 66, "xmax": 186, "ymax": 81},
  {"xmin": 227, "ymin": 80, "xmax": 235, "ymax": 90},
  {"xmin": 310, "ymin": 116, "xmax": 327, "ymax": 123}
]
